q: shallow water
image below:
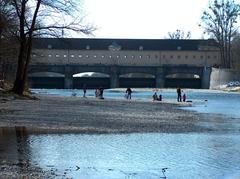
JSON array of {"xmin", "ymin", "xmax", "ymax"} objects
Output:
[
  {"xmin": 1, "ymin": 89, "xmax": 240, "ymax": 178},
  {"xmin": 1, "ymin": 128, "xmax": 240, "ymax": 179}
]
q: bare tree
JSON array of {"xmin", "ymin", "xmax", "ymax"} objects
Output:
[
  {"xmin": 10, "ymin": 0, "xmax": 95, "ymax": 95},
  {"xmin": 200, "ymin": 0, "xmax": 240, "ymax": 68},
  {"xmin": 167, "ymin": 29, "xmax": 191, "ymax": 39},
  {"xmin": 0, "ymin": 0, "xmax": 18, "ymax": 81},
  {"xmin": 0, "ymin": 0, "xmax": 10, "ymax": 38}
]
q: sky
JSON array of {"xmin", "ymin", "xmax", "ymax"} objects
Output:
[{"xmin": 81, "ymin": 0, "xmax": 212, "ymax": 39}]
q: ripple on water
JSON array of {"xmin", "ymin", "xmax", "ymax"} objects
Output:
[{"xmin": 17, "ymin": 132, "xmax": 239, "ymax": 179}]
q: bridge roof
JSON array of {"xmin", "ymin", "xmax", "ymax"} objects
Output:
[{"xmin": 32, "ymin": 38, "xmax": 218, "ymax": 51}]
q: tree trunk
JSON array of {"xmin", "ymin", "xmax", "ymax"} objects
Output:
[
  {"xmin": 12, "ymin": 0, "xmax": 41, "ymax": 95},
  {"xmin": 12, "ymin": 0, "xmax": 27, "ymax": 95},
  {"xmin": 12, "ymin": 40, "xmax": 27, "ymax": 95}
]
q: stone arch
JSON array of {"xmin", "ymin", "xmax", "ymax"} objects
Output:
[
  {"xmin": 120, "ymin": 72, "xmax": 155, "ymax": 78},
  {"xmin": 119, "ymin": 72, "xmax": 156, "ymax": 88},
  {"xmin": 165, "ymin": 73, "xmax": 201, "ymax": 88},
  {"xmin": 164, "ymin": 66, "xmax": 203, "ymax": 77},
  {"xmin": 29, "ymin": 72, "xmax": 65, "ymax": 77},
  {"xmin": 28, "ymin": 71, "xmax": 65, "ymax": 89},
  {"xmin": 165, "ymin": 73, "xmax": 200, "ymax": 79},
  {"xmin": 72, "ymin": 72, "xmax": 110, "ymax": 89}
]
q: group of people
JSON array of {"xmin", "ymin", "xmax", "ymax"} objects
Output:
[
  {"xmin": 79, "ymin": 85, "xmax": 187, "ymax": 102},
  {"xmin": 177, "ymin": 87, "xmax": 186, "ymax": 102},
  {"xmin": 151, "ymin": 87, "xmax": 187, "ymax": 102},
  {"xmin": 95, "ymin": 87, "xmax": 104, "ymax": 99},
  {"xmin": 81, "ymin": 84, "xmax": 104, "ymax": 99},
  {"xmin": 152, "ymin": 92, "xmax": 162, "ymax": 101},
  {"xmin": 83, "ymin": 86, "xmax": 132, "ymax": 100}
]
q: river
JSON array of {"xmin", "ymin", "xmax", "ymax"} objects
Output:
[{"xmin": 0, "ymin": 88, "xmax": 240, "ymax": 179}]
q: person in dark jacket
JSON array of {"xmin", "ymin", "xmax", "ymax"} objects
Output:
[
  {"xmin": 126, "ymin": 88, "xmax": 132, "ymax": 100},
  {"xmin": 177, "ymin": 87, "xmax": 182, "ymax": 102}
]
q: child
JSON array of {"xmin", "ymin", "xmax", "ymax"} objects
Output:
[{"xmin": 183, "ymin": 93, "xmax": 186, "ymax": 102}]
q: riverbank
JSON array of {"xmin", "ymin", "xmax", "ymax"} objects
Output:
[
  {"xmin": 0, "ymin": 91, "xmax": 238, "ymax": 178},
  {"xmin": 0, "ymin": 92, "xmax": 227, "ymax": 134}
]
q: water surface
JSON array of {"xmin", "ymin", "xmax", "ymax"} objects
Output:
[
  {"xmin": 1, "ymin": 128, "xmax": 240, "ymax": 179},
  {"xmin": 1, "ymin": 89, "xmax": 239, "ymax": 178}
]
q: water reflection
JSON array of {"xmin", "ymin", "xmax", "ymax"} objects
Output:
[
  {"xmin": 1, "ymin": 127, "xmax": 240, "ymax": 179},
  {"xmin": 0, "ymin": 127, "xmax": 31, "ymax": 172}
]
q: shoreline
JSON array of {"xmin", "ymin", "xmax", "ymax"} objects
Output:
[
  {"xmin": 0, "ymin": 92, "xmax": 231, "ymax": 134},
  {"xmin": 0, "ymin": 91, "xmax": 239, "ymax": 178}
]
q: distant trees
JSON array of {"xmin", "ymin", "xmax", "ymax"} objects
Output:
[
  {"xmin": 0, "ymin": 0, "xmax": 19, "ymax": 47},
  {"xmin": 231, "ymin": 32, "xmax": 240, "ymax": 70},
  {"xmin": 5, "ymin": 0, "xmax": 95, "ymax": 95},
  {"xmin": 0, "ymin": 0, "xmax": 16, "ymax": 38},
  {"xmin": 200, "ymin": 0, "xmax": 240, "ymax": 68},
  {"xmin": 0, "ymin": 0, "xmax": 18, "ymax": 81},
  {"xmin": 167, "ymin": 29, "xmax": 191, "ymax": 39}
]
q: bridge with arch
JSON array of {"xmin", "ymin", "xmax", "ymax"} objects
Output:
[{"xmin": 28, "ymin": 38, "xmax": 220, "ymax": 89}]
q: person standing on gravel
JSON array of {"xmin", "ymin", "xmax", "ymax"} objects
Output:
[
  {"xmin": 83, "ymin": 84, "xmax": 87, "ymax": 97},
  {"xmin": 126, "ymin": 88, "xmax": 132, "ymax": 100},
  {"xmin": 177, "ymin": 87, "xmax": 182, "ymax": 102}
]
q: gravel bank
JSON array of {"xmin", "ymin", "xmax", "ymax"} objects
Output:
[{"xmin": 0, "ymin": 94, "xmax": 220, "ymax": 134}]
